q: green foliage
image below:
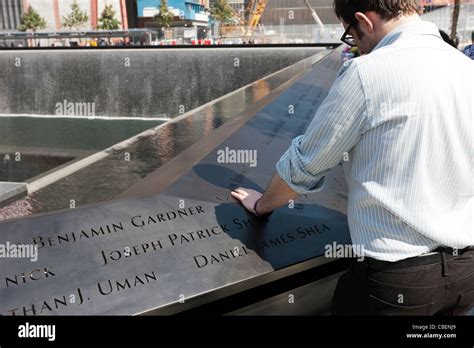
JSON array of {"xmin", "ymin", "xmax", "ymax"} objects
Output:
[
  {"xmin": 209, "ymin": 0, "xmax": 235, "ymax": 26},
  {"xmin": 62, "ymin": 1, "xmax": 89, "ymax": 30},
  {"xmin": 18, "ymin": 6, "xmax": 47, "ymax": 32},
  {"xmin": 97, "ymin": 5, "xmax": 121, "ymax": 30},
  {"xmin": 154, "ymin": 0, "xmax": 173, "ymax": 29}
]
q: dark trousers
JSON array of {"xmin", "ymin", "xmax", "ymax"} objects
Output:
[{"xmin": 332, "ymin": 247, "xmax": 474, "ymax": 315}]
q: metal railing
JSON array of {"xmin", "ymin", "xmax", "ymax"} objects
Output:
[
  {"xmin": 0, "ymin": 29, "xmax": 160, "ymax": 48},
  {"xmin": 1, "ymin": 3, "xmax": 473, "ymax": 48}
]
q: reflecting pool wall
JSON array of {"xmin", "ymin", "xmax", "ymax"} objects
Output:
[{"xmin": 0, "ymin": 47, "xmax": 324, "ymax": 118}]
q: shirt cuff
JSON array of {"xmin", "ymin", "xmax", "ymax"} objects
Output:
[{"xmin": 276, "ymin": 140, "xmax": 327, "ymax": 195}]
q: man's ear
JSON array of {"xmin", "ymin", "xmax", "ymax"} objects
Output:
[{"xmin": 354, "ymin": 11, "xmax": 375, "ymax": 33}]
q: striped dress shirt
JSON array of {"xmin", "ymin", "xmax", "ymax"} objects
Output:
[{"xmin": 276, "ymin": 20, "xmax": 474, "ymax": 261}]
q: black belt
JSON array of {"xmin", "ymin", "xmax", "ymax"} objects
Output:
[
  {"xmin": 364, "ymin": 246, "xmax": 474, "ymax": 270},
  {"xmin": 434, "ymin": 246, "xmax": 474, "ymax": 255}
]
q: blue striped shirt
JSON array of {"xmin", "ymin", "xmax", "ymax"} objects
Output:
[{"xmin": 276, "ymin": 20, "xmax": 474, "ymax": 261}]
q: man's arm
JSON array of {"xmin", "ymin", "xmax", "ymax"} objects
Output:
[
  {"xmin": 232, "ymin": 59, "xmax": 369, "ymax": 215},
  {"xmin": 230, "ymin": 173, "xmax": 299, "ymax": 215}
]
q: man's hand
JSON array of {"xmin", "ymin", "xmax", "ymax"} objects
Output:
[
  {"xmin": 230, "ymin": 188, "xmax": 262, "ymax": 215},
  {"xmin": 230, "ymin": 174, "xmax": 299, "ymax": 217}
]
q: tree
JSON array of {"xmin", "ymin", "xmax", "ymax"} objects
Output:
[
  {"xmin": 209, "ymin": 0, "xmax": 234, "ymax": 24},
  {"xmin": 97, "ymin": 4, "xmax": 121, "ymax": 30},
  {"xmin": 209, "ymin": 0, "xmax": 235, "ymax": 37},
  {"xmin": 154, "ymin": 0, "xmax": 173, "ymax": 39},
  {"xmin": 18, "ymin": 6, "xmax": 47, "ymax": 47},
  {"xmin": 450, "ymin": 0, "xmax": 460, "ymax": 45},
  {"xmin": 18, "ymin": 6, "xmax": 46, "ymax": 32},
  {"xmin": 62, "ymin": 0, "xmax": 89, "ymax": 30}
]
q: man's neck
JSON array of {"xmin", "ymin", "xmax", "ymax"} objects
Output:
[{"xmin": 377, "ymin": 14, "xmax": 421, "ymax": 42}]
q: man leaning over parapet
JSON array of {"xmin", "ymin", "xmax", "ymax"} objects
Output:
[{"xmin": 231, "ymin": 0, "xmax": 474, "ymax": 316}]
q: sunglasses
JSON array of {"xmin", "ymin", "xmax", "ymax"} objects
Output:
[{"xmin": 341, "ymin": 22, "xmax": 358, "ymax": 47}]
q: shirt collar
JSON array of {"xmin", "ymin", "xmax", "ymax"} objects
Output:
[{"xmin": 372, "ymin": 20, "xmax": 442, "ymax": 51}]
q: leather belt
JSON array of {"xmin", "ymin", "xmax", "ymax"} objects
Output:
[{"xmin": 364, "ymin": 246, "xmax": 474, "ymax": 269}]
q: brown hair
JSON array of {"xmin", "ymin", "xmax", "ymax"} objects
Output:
[{"xmin": 334, "ymin": 0, "xmax": 420, "ymax": 23}]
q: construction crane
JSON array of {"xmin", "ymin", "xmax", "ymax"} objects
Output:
[
  {"xmin": 246, "ymin": 0, "xmax": 269, "ymax": 28},
  {"xmin": 244, "ymin": 0, "xmax": 324, "ymax": 29},
  {"xmin": 224, "ymin": 0, "xmax": 325, "ymax": 37},
  {"xmin": 220, "ymin": 0, "xmax": 268, "ymax": 37}
]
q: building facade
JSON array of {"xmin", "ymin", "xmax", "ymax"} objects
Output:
[
  {"xmin": 2, "ymin": 0, "xmax": 129, "ymax": 31},
  {"xmin": 2, "ymin": 0, "xmax": 469, "ymax": 33},
  {"xmin": 136, "ymin": 0, "xmax": 209, "ymax": 27},
  {"xmin": 0, "ymin": 0, "xmax": 23, "ymax": 31}
]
